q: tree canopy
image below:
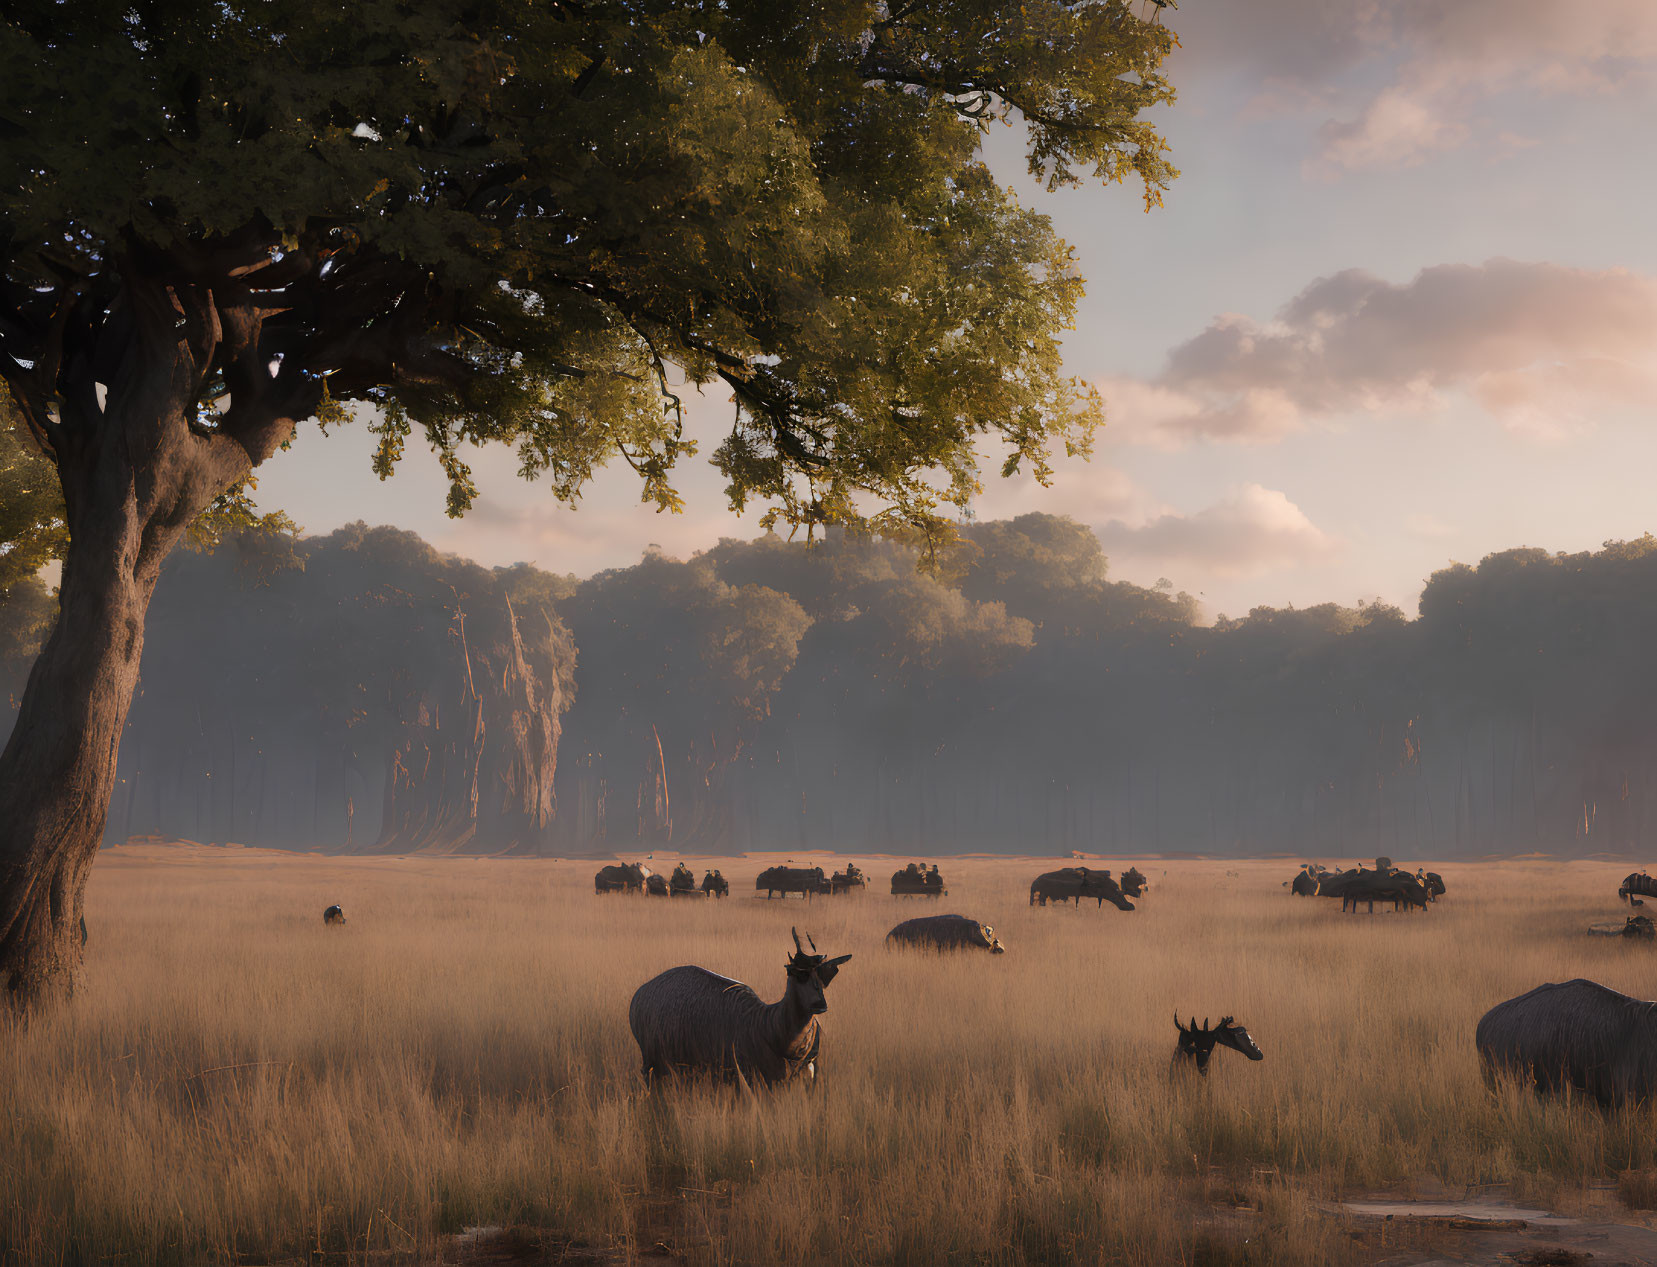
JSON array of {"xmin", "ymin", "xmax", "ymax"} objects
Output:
[
  {"xmin": 0, "ymin": 0, "xmax": 1181, "ymax": 1006},
  {"xmin": 1, "ymin": 0, "xmax": 1177, "ymax": 534}
]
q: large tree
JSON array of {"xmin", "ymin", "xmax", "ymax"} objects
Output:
[{"xmin": 0, "ymin": 0, "xmax": 1177, "ymax": 1005}]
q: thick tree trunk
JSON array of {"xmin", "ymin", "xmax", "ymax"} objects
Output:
[
  {"xmin": 0, "ymin": 455, "xmax": 176, "ymax": 1006},
  {"xmin": 0, "ymin": 279, "xmax": 300, "ymax": 1006}
]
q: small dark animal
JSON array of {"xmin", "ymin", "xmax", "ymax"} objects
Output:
[
  {"xmin": 645, "ymin": 873, "xmax": 670, "ymax": 897},
  {"xmin": 700, "ymin": 870, "xmax": 730, "ymax": 898},
  {"xmin": 1621, "ymin": 871, "xmax": 1657, "ymax": 903},
  {"xmin": 628, "ymin": 928, "xmax": 851, "ymax": 1088},
  {"xmin": 1120, "ymin": 866, "xmax": 1148, "ymax": 898},
  {"xmin": 830, "ymin": 864, "xmax": 867, "ymax": 895},
  {"xmin": 668, "ymin": 863, "xmax": 705, "ymax": 897},
  {"xmin": 1172, "ymin": 1015, "xmax": 1263, "ymax": 1076},
  {"xmin": 323, "ymin": 905, "xmax": 346, "ymax": 925},
  {"xmin": 886, "ymin": 914, "xmax": 1005, "ymax": 954},
  {"xmin": 1477, "ymin": 978, "xmax": 1657, "ymax": 1107},
  {"xmin": 595, "ymin": 862, "xmax": 651, "ymax": 894},
  {"xmin": 1625, "ymin": 915, "xmax": 1657, "ymax": 939},
  {"xmin": 1289, "ymin": 864, "xmax": 1328, "ymax": 896}
]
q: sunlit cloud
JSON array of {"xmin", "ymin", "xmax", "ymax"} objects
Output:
[
  {"xmin": 1102, "ymin": 259, "xmax": 1657, "ymax": 445},
  {"xmin": 1096, "ymin": 485, "xmax": 1337, "ymax": 579}
]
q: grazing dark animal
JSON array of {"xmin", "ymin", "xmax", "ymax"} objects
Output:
[
  {"xmin": 755, "ymin": 865, "xmax": 829, "ymax": 899},
  {"xmin": 830, "ymin": 864, "xmax": 867, "ymax": 895},
  {"xmin": 1621, "ymin": 872, "xmax": 1657, "ymax": 903},
  {"xmin": 1120, "ymin": 866, "xmax": 1148, "ymax": 898},
  {"xmin": 595, "ymin": 862, "xmax": 651, "ymax": 894},
  {"xmin": 1625, "ymin": 916, "xmax": 1657, "ymax": 939},
  {"xmin": 628, "ymin": 928, "xmax": 851, "ymax": 1088},
  {"xmin": 645, "ymin": 873, "xmax": 670, "ymax": 897},
  {"xmin": 1477, "ymin": 978, "xmax": 1657, "ymax": 1107},
  {"xmin": 668, "ymin": 863, "xmax": 705, "ymax": 897},
  {"xmin": 1172, "ymin": 1015, "xmax": 1263, "ymax": 1076},
  {"xmin": 891, "ymin": 863, "xmax": 945, "ymax": 897},
  {"xmin": 323, "ymin": 905, "xmax": 347, "ymax": 925},
  {"xmin": 700, "ymin": 870, "xmax": 730, "ymax": 898},
  {"xmin": 1285, "ymin": 867, "xmax": 1325, "ymax": 894},
  {"xmin": 1420, "ymin": 870, "xmax": 1446, "ymax": 898},
  {"xmin": 1028, "ymin": 867, "xmax": 1134, "ymax": 911},
  {"xmin": 1315, "ymin": 864, "xmax": 1430, "ymax": 913},
  {"xmin": 886, "ymin": 914, "xmax": 1005, "ymax": 954}
]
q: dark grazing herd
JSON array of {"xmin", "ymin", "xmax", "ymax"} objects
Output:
[
  {"xmin": 619, "ymin": 861, "xmax": 1149, "ymax": 1086},
  {"xmin": 625, "ymin": 917, "xmax": 1268, "ymax": 1089},
  {"xmin": 596, "ymin": 861, "xmax": 732, "ymax": 897},
  {"xmin": 327, "ymin": 855, "xmax": 1657, "ymax": 1108},
  {"xmin": 1286, "ymin": 858, "xmax": 1445, "ymax": 911}
]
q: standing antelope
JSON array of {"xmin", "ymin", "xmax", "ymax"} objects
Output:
[{"xmin": 628, "ymin": 928, "xmax": 852, "ymax": 1088}]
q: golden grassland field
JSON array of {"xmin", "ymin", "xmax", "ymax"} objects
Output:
[{"xmin": 7, "ymin": 847, "xmax": 1657, "ymax": 1266}]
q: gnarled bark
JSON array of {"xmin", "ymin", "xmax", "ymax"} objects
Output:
[{"xmin": 0, "ymin": 265, "xmax": 304, "ymax": 1009}]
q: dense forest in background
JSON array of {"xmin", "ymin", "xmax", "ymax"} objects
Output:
[{"xmin": 3, "ymin": 513, "xmax": 1655, "ymax": 858}]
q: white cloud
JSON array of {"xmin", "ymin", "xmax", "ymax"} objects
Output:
[
  {"xmin": 1102, "ymin": 259, "xmax": 1657, "ymax": 445},
  {"xmin": 1313, "ymin": 83, "xmax": 1469, "ymax": 174},
  {"xmin": 1097, "ymin": 485, "xmax": 1337, "ymax": 579}
]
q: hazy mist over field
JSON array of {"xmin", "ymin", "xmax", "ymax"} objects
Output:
[{"xmin": 6, "ymin": 515, "xmax": 1654, "ymax": 861}]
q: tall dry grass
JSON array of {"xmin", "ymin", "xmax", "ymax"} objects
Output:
[{"xmin": 3, "ymin": 847, "xmax": 1656, "ymax": 1265}]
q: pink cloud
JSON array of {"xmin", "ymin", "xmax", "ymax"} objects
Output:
[{"xmin": 1103, "ymin": 259, "xmax": 1657, "ymax": 444}]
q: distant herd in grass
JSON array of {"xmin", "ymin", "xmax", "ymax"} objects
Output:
[
  {"xmin": 322, "ymin": 853, "xmax": 1657, "ymax": 1109},
  {"xmin": 1286, "ymin": 857, "xmax": 1445, "ymax": 911}
]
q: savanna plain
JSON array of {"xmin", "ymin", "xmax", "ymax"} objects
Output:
[{"xmin": 7, "ymin": 847, "xmax": 1657, "ymax": 1267}]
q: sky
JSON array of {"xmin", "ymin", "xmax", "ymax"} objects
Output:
[{"xmin": 257, "ymin": 0, "xmax": 1657, "ymax": 622}]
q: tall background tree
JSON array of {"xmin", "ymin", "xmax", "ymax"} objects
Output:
[
  {"xmin": 0, "ymin": 0, "xmax": 1178, "ymax": 1004},
  {"xmin": 74, "ymin": 517, "xmax": 1657, "ymax": 861}
]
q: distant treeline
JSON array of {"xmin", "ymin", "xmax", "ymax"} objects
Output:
[{"xmin": 4, "ymin": 514, "xmax": 1656, "ymax": 858}]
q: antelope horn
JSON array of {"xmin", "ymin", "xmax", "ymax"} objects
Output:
[
  {"xmin": 1174, "ymin": 1012, "xmax": 1185, "ymax": 1033},
  {"xmin": 791, "ymin": 927, "xmax": 805, "ymax": 955},
  {"xmin": 807, "ymin": 932, "xmax": 818, "ymax": 952},
  {"xmin": 1203, "ymin": 1017, "xmax": 1210, "ymax": 1032}
]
